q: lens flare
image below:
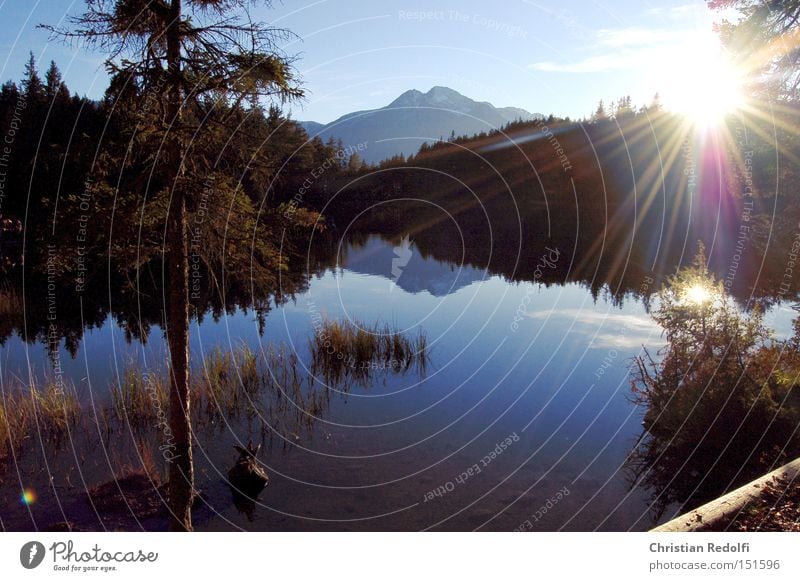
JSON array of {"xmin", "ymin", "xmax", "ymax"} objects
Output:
[{"xmin": 21, "ymin": 488, "xmax": 37, "ymax": 505}]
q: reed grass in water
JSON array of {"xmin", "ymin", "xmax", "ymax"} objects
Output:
[
  {"xmin": 1, "ymin": 323, "xmax": 429, "ymax": 464},
  {"xmin": 309, "ymin": 318, "xmax": 428, "ymax": 385}
]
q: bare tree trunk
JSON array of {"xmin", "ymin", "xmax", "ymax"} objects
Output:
[
  {"xmin": 166, "ymin": 190, "xmax": 193, "ymax": 532},
  {"xmin": 164, "ymin": 0, "xmax": 193, "ymax": 532}
]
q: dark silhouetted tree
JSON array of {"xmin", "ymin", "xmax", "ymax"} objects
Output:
[
  {"xmin": 22, "ymin": 52, "xmax": 44, "ymax": 104},
  {"xmin": 44, "ymin": 60, "xmax": 70, "ymax": 102},
  {"xmin": 45, "ymin": 0, "xmax": 304, "ymax": 531}
]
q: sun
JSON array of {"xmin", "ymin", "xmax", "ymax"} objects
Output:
[
  {"xmin": 660, "ymin": 35, "xmax": 746, "ymax": 127},
  {"xmin": 683, "ymin": 284, "xmax": 713, "ymax": 306}
]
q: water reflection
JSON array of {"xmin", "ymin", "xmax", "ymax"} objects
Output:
[
  {"xmin": 1, "ymin": 209, "xmax": 799, "ymax": 531},
  {"xmin": 626, "ymin": 256, "xmax": 800, "ymax": 521},
  {"xmin": 343, "ymin": 235, "xmax": 487, "ymax": 296}
]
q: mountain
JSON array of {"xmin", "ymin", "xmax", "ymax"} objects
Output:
[
  {"xmin": 300, "ymin": 120, "xmax": 326, "ymax": 136},
  {"xmin": 300, "ymin": 86, "xmax": 541, "ymax": 164},
  {"xmin": 341, "ymin": 235, "xmax": 486, "ymax": 296}
]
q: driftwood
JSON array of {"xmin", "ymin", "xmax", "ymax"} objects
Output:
[
  {"xmin": 228, "ymin": 442, "xmax": 269, "ymax": 499},
  {"xmin": 228, "ymin": 442, "xmax": 269, "ymax": 521}
]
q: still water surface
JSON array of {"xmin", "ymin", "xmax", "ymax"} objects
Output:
[{"xmin": 1, "ymin": 234, "xmax": 793, "ymax": 531}]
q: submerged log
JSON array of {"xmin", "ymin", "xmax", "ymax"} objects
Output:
[{"xmin": 228, "ymin": 442, "xmax": 269, "ymax": 499}]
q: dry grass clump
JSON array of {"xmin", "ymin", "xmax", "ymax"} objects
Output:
[
  {"xmin": 200, "ymin": 345, "xmax": 262, "ymax": 418},
  {"xmin": 109, "ymin": 365, "xmax": 168, "ymax": 426},
  {"xmin": 309, "ymin": 318, "xmax": 428, "ymax": 385},
  {"xmin": 2, "ymin": 322, "xmax": 430, "ymax": 465},
  {"xmin": 0, "ymin": 380, "xmax": 80, "ymax": 459},
  {"xmin": 0, "ymin": 286, "xmax": 22, "ymax": 319}
]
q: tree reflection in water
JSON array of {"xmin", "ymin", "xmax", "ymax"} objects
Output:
[{"xmin": 628, "ymin": 246, "xmax": 800, "ymax": 520}]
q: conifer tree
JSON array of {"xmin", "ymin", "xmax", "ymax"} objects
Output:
[{"xmin": 45, "ymin": 0, "xmax": 304, "ymax": 531}]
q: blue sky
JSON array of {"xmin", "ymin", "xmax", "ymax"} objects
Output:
[{"xmin": 0, "ymin": 0, "xmax": 728, "ymax": 122}]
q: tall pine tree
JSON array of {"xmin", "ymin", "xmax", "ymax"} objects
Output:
[{"xmin": 45, "ymin": 0, "xmax": 304, "ymax": 531}]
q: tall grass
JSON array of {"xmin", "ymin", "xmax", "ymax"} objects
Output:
[
  {"xmin": 198, "ymin": 343, "xmax": 329, "ymax": 435},
  {"xmin": 200, "ymin": 345, "xmax": 265, "ymax": 419},
  {"xmin": 0, "ymin": 391, "xmax": 28, "ymax": 456},
  {"xmin": 1, "ymin": 322, "xmax": 429, "ymax": 465},
  {"xmin": 0, "ymin": 380, "xmax": 80, "ymax": 460},
  {"xmin": 0, "ymin": 286, "xmax": 22, "ymax": 319},
  {"xmin": 110, "ymin": 365, "xmax": 168, "ymax": 426},
  {"xmin": 309, "ymin": 319, "xmax": 428, "ymax": 385},
  {"xmin": 32, "ymin": 382, "xmax": 81, "ymax": 436}
]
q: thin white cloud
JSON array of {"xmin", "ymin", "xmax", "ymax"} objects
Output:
[
  {"xmin": 530, "ymin": 50, "xmax": 656, "ymax": 73},
  {"xmin": 526, "ymin": 308, "xmax": 660, "ymax": 332},
  {"xmin": 525, "ymin": 308, "xmax": 665, "ymax": 350},
  {"xmin": 596, "ymin": 27, "xmax": 688, "ymax": 48},
  {"xmin": 529, "ymin": 19, "xmax": 710, "ymax": 74}
]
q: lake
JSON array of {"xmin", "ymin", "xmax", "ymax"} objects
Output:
[{"xmin": 4, "ymin": 227, "xmax": 794, "ymax": 532}]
